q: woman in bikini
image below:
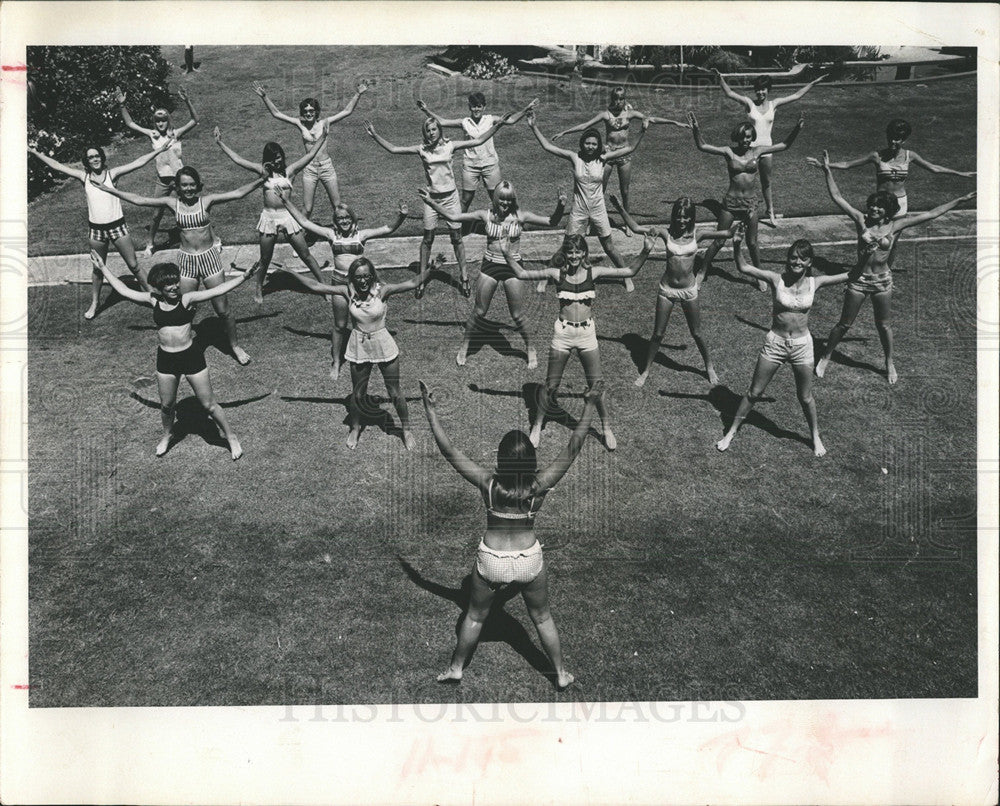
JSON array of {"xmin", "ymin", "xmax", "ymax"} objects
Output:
[
  {"xmin": 278, "ymin": 257, "xmax": 437, "ymax": 451},
  {"xmin": 364, "ymin": 113, "xmax": 511, "ymax": 298},
  {"xmin": 252, "ymin": 80, "xmax": 368, "ymax": 220},
  {"xmin": 688, "ymin": 110, "xmax": 804, "ymax": 289},
  {"xmin": 214, "ymin": 124, "xmax": 330, "ymax": 304},
  {"xmin": 810, "ymin": 151, "xmax": 975, "ymax": 384},
  {"xmin": 715, "ymin": 227, "xmax": 849, "ymax": 457},
  {"xmin": 418, "ymin": 182, "xmax": 566, "ymax": 368},
  {"xmin": 527, "ymin": 108, "xmax": 648, "ymax": 292},
  {"xmin": 28, "ymin": 138, "xmax": 175, "ymax": 319},
  {"xmin": 553, "ymin": 85, "xmax": 690, "ymax": 232},
  {"xmin": 279, "ymin": 196, "xmax": 408, "ymax": 380},
  {"xmin": 88, "ymin": 166, "xmax": 264, "ymax": 366},
  {"xmin": 89, "ymin": 251, "xmax": 258, "ymax": 461},
  {"xmin": 500, "ymin": 233, "xmax": 654, "ymax": 450},
  {"xmin": 610, "ymin": 195, "xmax": 735, "ymax": 387},
  {"xmin": 420, "ymin": 379, "xmax": 601, "ymax": 690},
  {"xmin": 115, "ymin": 85, "xmax": 199, "ymax": 254},
  {"xmin": 714, "ymin": 71, "xmax": 826, "ymax": 226}
]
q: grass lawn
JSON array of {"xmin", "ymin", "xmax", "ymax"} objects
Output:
[
  {"xmin": 27, "ymin": 46, "xmax": 977, "ymax": 255},
  {"xmin": 28, "ymin": 238, "xmax": 977, "ymax": 706}
]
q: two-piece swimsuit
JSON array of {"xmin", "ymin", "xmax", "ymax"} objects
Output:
[
  {"xmin": 875, "ymin": 149, "xmax": 910, "ymax": 217},
  {"xmin": 175, "ymin": 198, "xmax": 223, "ymax": 280},
  {"xmin": 760, "ymin": 276, "xmax": 816, "ymax": 365},
  {"xmin": 850, "ymin": 225, "xmax": 896, "ymax": 294},
  {"xmin": 257, "ymin": 175, "xmax": 303, "ymax": 236},
  {"xmin": 657, "ymin": 230, "xmax": 701, "ymax": 301},
  {"xmin": 476, "ymin": 479, "xmax": 544, "ymax": 587},
  {"xmin": 552, "ymin": 265, "xmax": 598, "ymax": 352},
  {"xmin": 605, "ymin": 104, "xmax": 633, "ymax": 167},
  {"xmin": 722, "ymin": 150, "xmax": 760, "ymax": 217},
  {"xmin": 480, "ymin": 211, "xmax": 522, "ymax": 281},
  {"xmin": 153, "ymin": 298, "xmax": 206, "ymax": 376}
]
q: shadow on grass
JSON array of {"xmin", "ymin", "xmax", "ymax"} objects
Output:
[
  {"xmin": 459, "ymin": 320, "xmax": 526, "ymax": 364},
  {"xmin": 398, "ymin": 558, "xmax": 559, "ymax": 687},
  {"xmin": 660, "ymin": 384, "xmax": 811, "ymax": 448},
  {"xmin": 811, "ymin": 336, "xmax": 884, "ymax": 378},
  {"xmin": 605, "ymin": 332, "xmax": 706, "ymax": 379},
  {"xmin": 280, "ymin": 392, "xmax": 414, "ymax": 445}
]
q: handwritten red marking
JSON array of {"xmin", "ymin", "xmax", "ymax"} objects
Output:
[
  {"xmin": 2, "ymin": 65, "xmax": 28, "ymax": 71},
  {"xmin": 12, "ymin": 684, "xmax": 30, "ymax": 689}
]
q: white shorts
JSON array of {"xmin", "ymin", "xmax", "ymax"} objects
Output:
[
  {"xmin": 257, "ymin": 207, "xmax": 303, "ymax": 236},
  {"xmin": 760, "ymin": 331, "xmax": 814, "ymax": 366},
  {"xmin": 422, "ymin": 189, "xmax": 463, "ymax": 231},
  {"xmin": 461, "ymin": 162, "xmax": 503, "ymax": 192},
  {"xmin": 658, "ymin": 283, "xmax": 698, "ymax": 301},
  {"xmin": 551, "ymin": 317, "xmax": 599, "ymax": 352},
  {"xmin": 566, "ymin": 199, "xmax": 612, "ymax": 239}
]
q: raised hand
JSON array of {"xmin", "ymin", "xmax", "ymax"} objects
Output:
[
  {"xmin": 356, "ymin": 81, "xmax": 369, "ymax": 95},
  {"xmin": 419, "ymin": 380, "xmax": 435, "ymax": 406},
  {"xmin": 363, "ymin": 119, "xmax": 376, "ymax": 137},
  {"xmin": 212, "ymin": 126, "xmax": 222, "ymax": 143},
  {"xmin": 398, "ymin": 201, "xmax": 409, "ymax": 216},
  {"xmin": 526, "ymin": 108, "xmax": 536, "ymax": 126},
  {"xmin": 556, "ymin": 189, "xmax": 568, "ymax": 206},
  {"xmin": 251, "ymin": 81, "xmax": 266, "ymax": 98},
  {"xmin": 114, "ymin": 87, "xmax": 126, "ymax": 105},
  {"xmin": 177, "ymin": 86, "xmax": 188, "ymax": 101},
  {"xmin": 416, "ymin": 187, "xmax": 431, "ymax": 202},
  {"xmin": 642, "ymin": 233, "xmax": 656, "ymax": 251},
  {"xmin": 687, "ymin": 111, "xmax": 698, "ymax": 127},
  {"xmin": 416, "ymin": 99, "xmax": 429, "ymax": 113}
]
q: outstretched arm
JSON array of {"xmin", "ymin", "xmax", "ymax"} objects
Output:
[
  {"xmin": 363, "ymin": 120, "xmax": 421, "ymax": 155},
  {"xmin": 645, "ymin": 115, "xmax": 692, "ymax": 128},
  {"xmin": 909, "ymin": 151, "xmax": 976, "ymax": 178},
  {"xmin": 184, "ymin": 263, "xmax": 261, "ymax": 304},
  {"xmin": 757, "ymin": 112, "xmax": 805, "ymax": 155},
  {"xmin": 452, "ymin": 112, "xmax": 513, "ymax": 151},
  {"xmin": 609, "ymin": 194, "xmax": 652, "ymax": 235},
  {"xmin": 696, "ymin": 222, "xmax": 740, "ymax": 241},
  {"xmin": 324, "ymin": 82, "xmax": 368, "ymax": 125},
  {"xmin": 519, "ymin": 190, "xmax": 567, "ymax": 228},
  {"xmin": 893, "ymin": 191, "xmax": 976, "ymax": 234},
  {"xmin": 110, "ymin": 138, "xmax": 175, "ymax": 180},
  {"xmin": 87, "ymin": 174, "xmax": 173, "ymax": 208},
  {"xmin": 732, "ymin": 227, "xmax": 777, "ymax": 284},
  {"xmin": 90, "ymin": 250, "xmax": 152, "ymax": 305},
  {"xmin": 252, "ymin": 81, "xmax": 299, "ymax": 125},
  {"xmin": 506, "ymin": 98, "xmax": 539, "ymax": 125},
  {"xmin": 280, "ymin": 196, "xmax": 335, "ymax": 239},
  {"xmin": 202, "ymin": 176, "xmax": 266, "ymax": 208},
  {"xmin": 114, "ymin": 88, "xmax": 154, "ymax": 136},
  {"xmin": 811, "ymin": 150, "xmax": 865, "ymax": 225},
  {"xmin": 358, "ymin": 202, "xmax": 409, "ymax": 241},
  {"xmin": 420, "ymin": 382, "xmax": 492, "ymax": 491},
  {"xmin": 27, "ymin": 147, "xmax": 86, "ymax": 181},
  {"xmin": 381, "ymin": 255, "xmax": 441, "ymax": 298},
  {"xmin": 712, "ymin": 68, "xmax": 754, "ymax": 109},
  {"xmin": 591, "ymin": 234, "xmax": 655, "ymax": 279},
  {"xmin": 415, "ymin": 99, "xmax": 462, "ymax": 127},
  {"xmin": 818, "ymin": 151, "xmax": 875, "ymax": 171},
  {"xmin": 172, "ymin": 86, "xmax": 199, "ymax": 137},
  {"xmin": 280, "ymin": 267, "xmax": 349, "ymax": 297},
  {"xmin": 499, "ymin": 242, "xmax": 560, "ymax": 282},
  {"xmin": 415, "ymin": 188, "xmax": 482, "ymax": 224},
  {"xmin": 533, "ymin": 385, "xmax": 601, "ymax": 492},
  {"xmin": 687, "ymin": 112, "xmax": 728, "ymax": 155},
  {"xmin": 286, "ymin": 122, "xmax": 329, "ymax": 176},
  {"xmin": 553, "ymin": 111, "xmax": 606, "ymax": 140},
  {"xmin": 214, "ymin": 127, "xmax": 264, "ymax": 174},
  {"xmin": 772, "ymin": 74, "xmax": 827, "ymax": 107},
  {"xmin": 603, "ymin": 118, "xmax": 651, "ymax": 161},
  {"xmin": 526, "ymin": 109, "xmax": 576, "ymax": 160}
]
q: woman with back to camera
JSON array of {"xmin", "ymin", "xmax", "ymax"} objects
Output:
[{"xmin": 420, "ymin": 379, "xmax": 602, "ymax": 690}]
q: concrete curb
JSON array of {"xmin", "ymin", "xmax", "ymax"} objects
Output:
[{"xmin": 26, "ymin": 210, "xmax": 977, "ymax": 287}]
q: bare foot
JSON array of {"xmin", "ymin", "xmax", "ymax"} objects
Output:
[
  {"xmin": 716, "ymin": 433, "xmax": 734, "ymax": 452},
  {"xmin": 706, "ymin": 366, "xmax": 719, "ymax": 385},
  {"xmin": 887, "ymin": 361, "xmax": 898, "ymax": 385},
  {"xmin": 228, "ymin": 436, "xmax": 243, "ymax": 461},
  {"xmin": 437, "ymin": 667, "xmax": 462, "ymax": 684},
  {"xmin": 456, "ymin": 345, "xmax": 468, "ymax": 366},
  {"xmin": 604, "ymin": 428, "xmax": 617, "ymax": 451},
  {"xmin": 83, "ymin": 305, "xmax": 98, "ymax": 321},
  {"xmin": 757, "ymin": 279, "xmax": 768, "ymax": 292},
  {"xmin": 142, "ymin": 244, "xmax": 153, "ymax": 257},
  {"xmin": 329, "ymin": 362, "xmax": 342, "ymax": 381},
  {"xmin": 814, "ymin": 357, "xmax": 829, "ymax": 379},
  {"xmin": 346, "ymin": 429, "xmax": 360, "ymax": 450},
  {"xmin": 252, "ymin": 287, "xmax": 264, "ymax": 305},
  {"xmin": 403, "ymin": 431, "xmax": 416, "ymax": 451},
  {"xmin": 634, "ymin": 371, "xmax": 648, "ymax": 388},
  {"xmin": 155, "ymin": 434, "xmax": 171, "ymax": 457},
  {"xmin": 624, "ymin": 277, "xmax": 635, "ymax": 293},
  {"xmin": 767, "ymin": 210, "xmax": 777, "ymax": 227},
  {"xmin": 813, "ymin": 435, "xmax": 827, "ymax": 458},
  {"xmin": 536, "ymin": 280, "xmax": 547, "ymax": 294},
  {"xmin": 529, "ymin": 425, "xmax": 542, "ymax": 448},
  {"xmin": 526, "ymin": 347, "xmax": 538, "ymax": 370},
  {"xmin": 233, "ymin": 346, "xmax": 251, "ymax": 366},
  {"xmin": 555, "ymin": 670, "xmax": 575, "ymax": 690}
]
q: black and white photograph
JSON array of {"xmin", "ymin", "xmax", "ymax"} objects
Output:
[{"xmin": 1, "ymin": 2, "xmax": 997, "ymax": 804}]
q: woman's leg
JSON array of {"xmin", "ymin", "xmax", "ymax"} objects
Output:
[
  {"xmin": 321, "ymin": 173, "xmax": 342, "ymax": 212},
  {"xmin": 301, "ymin": 169, "xmax": 319, "ymax": 220},
  {"xmin": 330, "ymin": 295, "xmax": 350, "ymax": 380},
  {"xmin": 502, "ymin": 277, "xmax": 536, "ymax": 368},
  {"xmin": 522, "ymin": 562, "xmax": 573, "ymax": 689},
  {"xmin": 871, "ymin": 288, "xmax": 897, "ymax": 384},
  {"xmin": 458, "ymin": 271, "xmax": 499, "ymax": 366},
  {"xmin": 112, "ymin": 234, "xmax": 148, "ymax": 291},
  {"xmin": 791, "ymin": 360, "xmax": 825, "ymax": 456},
  {"xmin": 186, "ymin": 367, "xmax": 243, "ymax": 460},
  {"xmin": 288, "ymin": 230, "xmax": 327, "ymax": 284},
  {"xmin": 635, "ymin": 293, "xmax": 674, "ymax": 387},
  {"xmin": 86, "ymin": 238, "xmax": 109, "ymax": 319},
  {"xmin": 531, "ymin": 347, "xmax": 571, "ymax": 447},
  {"xmin": 449, "ymin": 229, "xmax": 469, "ymax": 295},
  {"xmin": 597, "ymin": 233, "xmax": 633, "ymax": 292},
  {"xmin": 744, "ymin": 208, "xmax": 767, "ymax": 291},
  {"xmin": 759, "ymin": 154, "xmax": 775, "ymax": 225},
  {"xmin": 154, "ymin": 371, "xmax": 180, "ymax": 456},
  {"xmin": 617, "ymin": 162, "xmax": 633, "ymax": 230},
  {"xmin": 681, "ymin": 297, "xmax": 719, "ymax": 384},
  {"xmin": 147, "ymin": 207, "xmax": 166, "ymax": 255},
  {"xmin": 437, "ymin": 566, "xmax": 496, "ymax": 682},
  {"xmin": 716, "ymin": 354, "xmax": 782, "ymax": 451},
  {"xmin": 256, "ymin": 233, "xmax": 277, "ymax": 304},
  {"xmin": 579, "ymin": 346, "xmax": 614, "ymax": 450},
  {"xmin": 417, "ymin": 229, "xmax": 435, "ymax": 298},
  {"xmin": 346, "ymin": 361, "xmax": 372, "ymax": 449},
  {"xmin": 701, "ymin": 209, "xmax": 735, "ymax": 282},
  {"xmin": 378, "ymin": 357, "xmax": 415, "ymax": 450},
  {"xmin": 815, "ymin": 288, "xmax": 867, "ymax": 377},
  {"xmin": 201, "ymin": 270, "xmax": 251, "ymax": 366}
]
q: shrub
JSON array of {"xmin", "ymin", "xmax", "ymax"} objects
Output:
[
  {"xmin": 462, "ymin": 49, "xmax": 517, "ymax": 80},
  {"xmin": 27, "ymin": 46, "xmax": 172, "ymax": 200},
  {"xmin": 600, "ymin": 46, "xmax": 633, "ymax": 66}
]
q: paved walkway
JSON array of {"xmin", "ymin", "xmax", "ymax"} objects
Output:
[{"xmin": 26, "ymin": 210, "xmax": 976, "ymax": 286}]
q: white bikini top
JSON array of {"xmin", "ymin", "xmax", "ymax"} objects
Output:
[
  {"xmin": 774, "ymin": 276, "xmax": 815, "ymax": 314},
  {"xmin": 665, "ymin": 230, "xmax": 699, "ymax": 258}
]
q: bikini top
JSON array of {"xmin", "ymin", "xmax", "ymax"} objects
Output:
[
  {"xmin": 263, "ymin": 174, "xmax": 293, "ymax": 205},
  {"xmin": 557, "ymin": 265, "xmax": 596, "ymax": 305},
  {"xmin": 773, "ymin": 276, "xmax": 815, "ymax": 314},
  {"xmin": 299, "ymin": 120, "xmax": 329, "ymax": 150},
  {"xmin": 329, "ymin": 229, "xmax": 364, "ymax": 256},
  {"xmin": 665, "ymin": 230, "xmax": 699, "ymax": 258},
  {"xmin": 175, "ymin": 198, "xmax": 210, "ymax": 231},
  {"xmin": 875, "ymin": 149, "xmax": 910, "ymax": 183},
  {"xmin": 607, "ymin": 105, "xmax": 632, "ymax": 131},
  {"xmin": 484, "ymin": 211, "xmax": 522, "ymax": 262},
  {"xmin": 486, "ymin": 479, "xmax": 541, "ymax": 521},
  {"xmin": 860, "ymin": 225, "xmax": 896, "ymax": 256},
  {"xmin": 348, "ymin": 285, "xmax": 387, "ymax": 332},
  {"xmin": 153, "ymin": 299, "xmax": 195, "ymax": 329},
  {"xmin": 730, "ymin": 149, "xmax": 759, "ymax": 174}
]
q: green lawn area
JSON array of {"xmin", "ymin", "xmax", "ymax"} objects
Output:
[
  {"xmin": 28, "ymin": 238, "xmax": 977, "ymax": 706},
  {"xmin": 27, "ymin": 46, "xmax": 977, "ymax": 255}
]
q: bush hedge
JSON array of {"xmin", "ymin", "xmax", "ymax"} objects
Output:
[{"xmin": 27, "ymin": 46, "xmax": 172, "ymax": 200}]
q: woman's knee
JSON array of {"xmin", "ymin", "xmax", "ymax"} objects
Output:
[
  {"xmin": 526, "ymin": 603, "xmax": 553, "ymax": 625},
  {"xmin": 421, "ymin": 231, "xmax": 435, "ymax": 247}
]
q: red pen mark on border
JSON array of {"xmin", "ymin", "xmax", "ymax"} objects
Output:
[
  {"xmin": 3, "ymin": 64, "xmax": 28, "ymax": 71},
  {"xmin": 12, "ymin": 684, "xmax": 31, "ymax": 690}
]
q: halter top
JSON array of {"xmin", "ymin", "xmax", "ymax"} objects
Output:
[
  {"xmin": 484, "ymin": 211, "xmax": 522, "ymax": 262},
  {"xmin": 486, "ymin": 479, "xmax": 541, "ymax": 522},
  {"xmin": 665, "ymin": 230, "xmax": 699, "ymax": 258},
  {"xmin": 175, "ymin": 198, "xmax": 210, "ymax": 231},
  {"xmin": 557, "ymin": 265, "xmax": 596, "ymax": 306},
  {"xmin": 348, "ymin": 285, "xmax": 388, "ymax": 333},
  {"xmin": 875, "ymin": 149, "xmax": 910, "ymax": 183},
  {"xmin": 153, "ymin": 299, "xmax": 195, "ymax": 329},
  {"xmin": 774, "ymin": 276, "xmax": 815, "ymax": 314}
]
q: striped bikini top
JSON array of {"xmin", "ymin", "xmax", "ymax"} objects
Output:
[
  {"xmin": 329, "ymin": 229, "xmax": 365, "ymax": 274},
  {"xmin": 483, "ymin": 211, "xmax": 521, "ymax": 262},
  {"xmin": 486, "ymin": 479, "xmax": 541, "ymax": 522},
  {"xmin": 175, "ymin": 198, "xmax": 210, "ymax": 231},
  {"xmin": 665, "ymin": 230, "xmax": 699, "ymax": 258},
  {"xmin": 875, "ymin": 149, "xmax": 910, "ymax": 183},
  {"xmin": 557, "ymin": 265, "xmax": 596, "ymax": 305}
]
